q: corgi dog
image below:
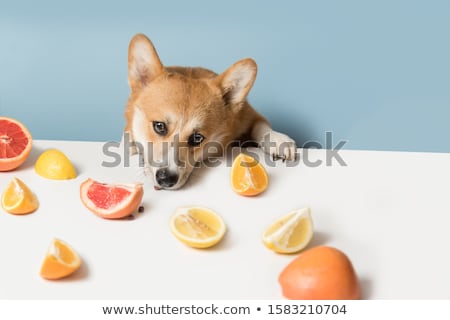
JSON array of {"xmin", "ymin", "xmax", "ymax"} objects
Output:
[{"xmin": 124, "ymin": 34, "xmax": 296, "ymax": 190}]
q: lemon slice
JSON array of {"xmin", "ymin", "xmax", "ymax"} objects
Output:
[
  {"xmin": 40, "ymin": 238, "xmax": 82, "ymax": 280},
  {"xmin": 170, "ymin": 206, "xmax": 226, "ymax": 249},
  {"xmin": 263, "ymin": 207, "xmax": 313, "ymax": 254},
  {"xmin": 1, "ymin": 177, "xmax": 39, "ymax": 214},
  {"xmin": 35, "ymin": 149, "xmax": 77, "ymax": 180}
]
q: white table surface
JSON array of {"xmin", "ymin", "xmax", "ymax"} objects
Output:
[{"xmin": 0, "ymin": 140, "xmax": 449, "ymax": 299}]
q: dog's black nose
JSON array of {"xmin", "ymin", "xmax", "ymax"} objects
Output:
[{"xmin": 155, "ymin": 168, "xmax": 179, "ymax": 188}]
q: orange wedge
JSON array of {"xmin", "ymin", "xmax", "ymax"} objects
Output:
[
  {"xmin": 1, "ymin": 177, "xmax": 39, "ymax": 214},
  {"xmin": 40, "ymin": 238, "xmax": 82, "ymax": 280},
  {"xmin": 230, "ymin": 153, "xmax": 269, "ymax": 196}
]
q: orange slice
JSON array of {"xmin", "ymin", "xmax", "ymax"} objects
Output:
[
  {"xmin": 80, "ymin": 178, "xmax": 144, "ymax": 219},
  {"xmin": 0, "ymin": 116, "xmax": 32, "ymax": 171},
  {"xmin": 1, "ymin": 177, "xmax": 39, "ymax": 214},
  {"xmin": 170, "ymin": 206, "xmax": 226, "ymax": 248},
  {"xmin": 230, "ymin": 153, "xmax": 269, "ymax": 196},
  {"xmin": 40, "ymin": 238, "xmax": 82, "ymax": 280}
]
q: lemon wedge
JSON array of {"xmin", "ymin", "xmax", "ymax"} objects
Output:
[
  {"xmin": 35, "ymin": 149, "xmax": 77, "ymax": 180},
  {"xmin": 263, "ymin": 207, "xmax": 313, "ymax": 254},
  {"xmin": 1, "ymin": 177, "xmax": 39, "ymax": 214},
  {"xmin": 170, "ymin": 206, "xmax": 226, "ymax": 249}
]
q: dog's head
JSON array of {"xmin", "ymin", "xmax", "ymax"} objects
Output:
[{"xmin": 125, "ymin": 34, "xmax": 257, "ymax": 189}]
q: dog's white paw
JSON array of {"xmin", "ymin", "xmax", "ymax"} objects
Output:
[{"xmin": 260, "ymin": 130, "xmax": 297, "ymax": 161}]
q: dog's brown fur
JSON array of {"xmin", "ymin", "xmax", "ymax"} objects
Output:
[{"xmin": 124, "ymin": 34, "xmax": 295, "ymax": 189}]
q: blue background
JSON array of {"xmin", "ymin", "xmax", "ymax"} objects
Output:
[{"xmin": 1, "ymin": 0, "xmax": 449, "ymax": 152}]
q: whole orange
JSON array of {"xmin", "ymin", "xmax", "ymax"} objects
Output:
[{"xmin": 279, "ymin": 246, "xmax": 360, "ymax": 300}]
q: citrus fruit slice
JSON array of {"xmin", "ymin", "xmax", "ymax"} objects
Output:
[
  {"xmin": 170, "ymin": 206, "xmax": 226, "ymax": 249},
  {"xmin": 279, "ymin": 246, "xmax": 360, "ymax": 300},
  {"xmin": 35, "ymin": 149, "xmax": 77, "ymax": 180},
  {"xmin": 230, "ymin": 153, "xmax": 269, "ymax": 196},
  {"xmin": 1, "ymin": 177, "xmax": 39, "ymax": 214},
  {"xmin": 263, "ymin": 207, "xmax": 313, "ymax": 254},
  {"xmin": 80, "ymin": 178, "xmax": 144, "ymax": 219},
  {"xmin": 0, "ymin": 116, "xmax": 32, "ymax": 171},
  {"xmin": 40, "ymin": 238, "xmax": 82, "ymax": 280}
]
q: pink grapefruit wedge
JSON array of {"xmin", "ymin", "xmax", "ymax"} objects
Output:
[
  {"xmin": 80, "ymin": 178, "xmax": 144, "ymax": 219},
  {"xmin": 0, "ymin": 116, "xmax": 32, "ymax": 171}
]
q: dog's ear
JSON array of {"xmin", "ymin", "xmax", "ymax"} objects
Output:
[
  {"xmin": 128, "ymin": 34, "xmax": 164, "ymax": 92},
  {"xmin": 215, "ymin": 58, "xmax": 257, "ymax": 108}
]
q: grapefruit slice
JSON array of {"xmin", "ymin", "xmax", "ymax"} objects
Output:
[
  {"xmin": 0, "ymin": 116, "xmax": 32, "ymax": 171},
  {"xmin": 80, "ymin": 178, "xmax": 144, "ymax": 219}
]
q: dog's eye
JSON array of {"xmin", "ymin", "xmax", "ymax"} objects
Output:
[
  {"xmin": 153, "ymin": 121, "xmax": 168, "ymax": 136},
  {"xmin": 188, "ymin": 132, "xmax": 205, "ymax": 146}
]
